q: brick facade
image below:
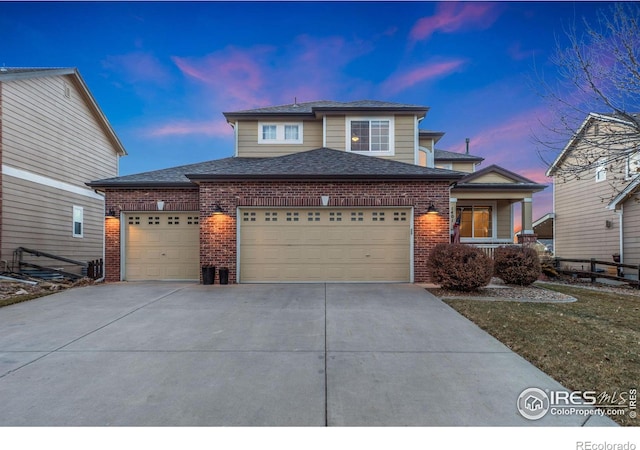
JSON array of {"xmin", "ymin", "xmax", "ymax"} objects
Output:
[{"xmin": 104, "ymin": 180, "xmax": 451, "ymax": 283}]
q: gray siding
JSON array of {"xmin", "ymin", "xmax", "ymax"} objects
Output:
[
  {"xmin": 2, "ymin": 177, "xmax": 103, "ymax": 273},
  {"xmin": 2, "ymin": 75, "xmax": 119, "ymax": 183},
  {"xmin": 622, "ymin": 198, "xmax": 640, "ymax": 266},
  {"xmin": 554, "ymin": 174, "xmax": 621, "ymax": 261}
]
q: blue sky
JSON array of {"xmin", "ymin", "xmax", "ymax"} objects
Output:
[{"xmin": 0, "ymin": 1, "xmax": 612, "ymax": 223}]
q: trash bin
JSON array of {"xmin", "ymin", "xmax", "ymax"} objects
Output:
[
  {"xmin": 202, "ymin": 266, "xmax": 215, "ymax": 285},
  {"xmin": 219, "ymin": 267, "xmax": 229, "ymax": 285}
]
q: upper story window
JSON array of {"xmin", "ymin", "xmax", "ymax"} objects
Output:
[
  {"xmin": 595, "ymin": 158, "xmax": 607, "ymax": 182},
  {"xmin": 346, "ymin": 117, "xmax": 394, "ymax": 155},
  {"xmin": 258, "ymin": 122, "xmax": 303, "ymax": 144},
  {"xmin": 627, "ymin": 152, "xmax": 640, "ymax": 179}
]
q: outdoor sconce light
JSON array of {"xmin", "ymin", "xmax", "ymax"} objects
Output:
[
  {"xmin": 426, "ymin": 204, "xmax": 439, "ymax": 215},
  {"xmin": 321, "ymin": 196, "xmax": 330, "ymax": 207},
  {"xmin": 157, "ymin": 200, "xmax": 165, "ymax": 211},
  {"xmin": 105, "ymin": 208, "xmax": 117, "ymax": 218},
  {"xmin": 212, "ymin": 203, "xmax": 224, "ymax": 215}
]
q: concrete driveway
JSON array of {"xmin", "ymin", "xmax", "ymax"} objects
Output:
[{"xmin": 0, "ymin": 283, "xmax": 616, "ymax": 426}]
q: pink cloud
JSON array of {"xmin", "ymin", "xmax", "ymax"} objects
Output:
[
  {"xmin": 144, "ymin": 119, "xmax": 233, "ymax": 138},
  {"xmin": 410, "ymin": 2, "xmax": 501, "ymax": 42},
  {"xmin": 382, "ymin": 59, "xmax": 466, "ymax": 95}
]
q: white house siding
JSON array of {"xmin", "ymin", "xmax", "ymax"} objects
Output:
[
  {"xmin": 2, "ymin": 75, "xmax": 118, "ymax": 183},
  {"xmin": 2, "ymin": 177, "xmax": 103, "ymax": 273},
  {"xmin": 554, "ymin": 175, "xmax": 621, "ymax": 262},
  {"xmin": 236, "ymin": 119, "xmax": 323, "ymax": 157},
  {"xmin": 622, "ymin": 197, "xmax": 640, "ymax": 266}
]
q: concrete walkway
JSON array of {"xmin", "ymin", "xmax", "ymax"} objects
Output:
[{"xmin": 0, "ymin": 283, "xmax": 616, "ymax": 426}]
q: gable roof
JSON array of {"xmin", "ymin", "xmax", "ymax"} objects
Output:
[
  {"xmin": 454, "ymin": 164, "xmax": 546, "ymax": 192},
  {"xmin": 223, "ymin": 100, "xmax": 429, "ymax": 120},
  {"xmin": 88, "ymin": 147, "xmax": 466, "ymax": 188},
  {"xmin": 434, "ymin": 149, "xmax": 484, "ymax": 162},
  {"xmin": 0, "ymin": 67, "xmax": 127, "ymax": 156},
  {"xmin": 546, "ymin": 112, "xmax": 640, "ymax": 177},
  {"xmin": 607, "ymin": 174, "xmax": 640, "ymax": 210}
]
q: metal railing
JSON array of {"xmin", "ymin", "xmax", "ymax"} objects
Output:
[{"xmin": 12, "ymin": 247, "xmax": 103, "ymax": 280}]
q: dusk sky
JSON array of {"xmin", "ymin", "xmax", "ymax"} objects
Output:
[{"xmin": 0, "ymin": 1, "xmax": 614, "ymax": 225}]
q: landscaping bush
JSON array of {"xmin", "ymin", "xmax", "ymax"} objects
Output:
[
  {"xmin": 494, "ymin": 245, "xmax": 541, "ymax": 286},
  {"xmin": 428, "ymin": 243, "xmax": 493, "ymax": 291}
]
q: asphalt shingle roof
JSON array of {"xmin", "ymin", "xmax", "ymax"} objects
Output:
[
  {"xmin": 88, "ymin": 148, "xmax": 466, "ymax": 188},
  {"xmin": 223, "ymin": 100, "xmax": 429, "ymax": 117},
  {"xmin": 434, "ymin": 149, "xmax": 484, "ymax": 162}
]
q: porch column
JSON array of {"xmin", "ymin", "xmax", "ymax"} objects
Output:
[
  {"xmin": 518, "ymin": 197, "xmax": 537, "ymax": 245},
  {"xmin": 450, "ymin": 197, "xmax": 457, "ymax": 242}
]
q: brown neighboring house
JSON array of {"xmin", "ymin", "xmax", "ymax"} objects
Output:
[{"xmin": 0, "ymin": 67, "xmax": 126, "ymax": 276}]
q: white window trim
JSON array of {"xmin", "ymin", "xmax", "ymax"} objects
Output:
[
  {"xmin": 626, "ymin": 152, "xmax": 640, "ymax": 179},
  {"xmin": 345, "ymin": 116, "xmax": 395, "ymax": 156},
  {"xmin": 595, "ymin": 159, "xmax": 607, "ymax": 182},
  {"xmin": 257, "ymin": 122, "xmax": 303, "ymax": 144},
  {"xmin": 457, "ymin": 201, "xmax": 498, "ymax": 243},
  {"xmin": 72, "ymin": 205, "xmax": 84, "ymax": 238},
  {"xmin": 435, "ymin": 162, "xmax": 452, "ymax": 170}
]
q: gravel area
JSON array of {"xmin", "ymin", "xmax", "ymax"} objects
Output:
[
  {"xmin": 426, "ymin": 278, "xmax": 577, "ymax": 303},
  {"xmin": 426, "ymin": 275, "xmax": 640, "ymax": 302}
]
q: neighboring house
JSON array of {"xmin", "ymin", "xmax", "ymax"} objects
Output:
[
  {"xmin": 0, "ymin": 67, "xmax": 127, "ymax": 275},
  {"xmin": 547, "ymin": 112, "xmax": 640, "ymax": 265},
  {"xmin": 89, "ymin": 100, "xmax": 544, "ymax": 284}
]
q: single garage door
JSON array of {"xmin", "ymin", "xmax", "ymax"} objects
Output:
[
  {"xmin": 239, "ymin": 208, "xmax": 411, "ymax": 282},
  {"xmin": 125, "ymin": 212, "xmax": 200, "ymax": 280}
]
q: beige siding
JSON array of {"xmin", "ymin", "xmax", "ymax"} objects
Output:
[
  {"xmin": 622, "ymin": 199, "xmax": 640, "ymax": 266},
  {"xmin": 1, "ymin": 176, "xmax": 104, "ymax": 273},
  {"xmin": 451, "ymin": 162, "xmax": 475, "ymax": 173},
  {"xmin": 496, "ymin": 200, "xmax": 513, "ymax": 240},
  {"xmin": 392, "ymin": 115, "xmax": 416, "ymax": 164},
  {"xmin": 468, "ymin": 172, "xmax": 514, "ymax": 183},
  {"xmin": 554, "ymin": 175, "xmax": 620, "ymax": 261},
  {"xmin": 2, "ymin": 75, "xmax": 119, "ymax": 183},
  {"xmin": 236, "ymin": 119, "xmax": 324, "ymax": 157},
  {"xmin": 324, "ymin": 115, "xmax": 345, "ymax": 150}
]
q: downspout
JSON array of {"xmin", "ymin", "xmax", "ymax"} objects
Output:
[{"xmin": 618, "ymin": 204, "xmax": 624, "ymax": 264}]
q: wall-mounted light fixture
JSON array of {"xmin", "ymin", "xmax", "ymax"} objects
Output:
[
  {"xmin": 157, "ymin": 200, "xmax": 165, "ymax": 211},
  {"xmin": 426, "ymin": 204, "xmax": 439, "ymax": 215},
  {"xmin": 321, "ymin": 196, "xmax": 330, "ymax": 207},
  {"xmin": 212, "ymin": 203, "xmax": 224, "ymax": 215},
  {"xmin": 105, "ymin": 208, "xmax": 117, "ymax": 218}
]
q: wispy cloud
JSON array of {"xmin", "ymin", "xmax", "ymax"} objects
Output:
[
  {"xmin": 143, "ymin": 119, "xmax": 233, "ymax": 138},
  {"xmin": 103, "ymin": 51, "xmax": 173, "ymax": 87},
  {"xmin": 410, "ymin": 2, "xmax": 501, "ymax": 42},
  {"xmin": 382, "ymin": 59, "xmax": 467, "ymax": 95}
]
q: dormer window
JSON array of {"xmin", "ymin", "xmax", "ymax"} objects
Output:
[
  {"xmin": 346, "ymin": 117, "xmax": 394, "ymax": 156},
  {"xmin": 258, "ymin": 122, "xmax": 303, "ymax": 144}
]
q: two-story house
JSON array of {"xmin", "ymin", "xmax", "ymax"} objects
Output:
[
  {"xmin": 89, "ymin": 100, "xmax": 544, "ymax": 283},
  {"xmin": 0, "ymin": 68, "xmax": 126, "ymax": 276},
  {"xmin": 547, "ymin": 112, "xmax": 640, "ymax": 266}
]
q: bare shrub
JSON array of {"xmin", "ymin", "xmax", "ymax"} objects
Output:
[
  {"xmin": 428, "ymin": 243, "xmax": 493, "ymax": 291},
  {"xmin": 494, "ymin": 245, "xmax": 541, "ymax": 286}
]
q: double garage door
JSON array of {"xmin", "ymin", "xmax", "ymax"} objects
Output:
[
  {"xmin": 239, "ymin": 208, "xmax": 412, "ymax": 282},
  {"xmin": 124, "ymin": 208, "xmax": 412, "ymax": 282}
]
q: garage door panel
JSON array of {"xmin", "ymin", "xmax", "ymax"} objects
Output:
[
  {"xmin": 125, "ymin": 212, "xmax": 199, "ymax": 281},
  {"xmin": 240, "ymin": 208, "xmax": 411, "ymax": 282}
]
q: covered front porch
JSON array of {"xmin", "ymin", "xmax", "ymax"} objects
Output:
[{"xmin": 449, "ymin": 164, "xmax": 547, "ymax": 256}]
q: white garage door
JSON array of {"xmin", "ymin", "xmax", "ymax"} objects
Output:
[
  {"xmin": 125, "ymin": 212, "xmax": 200, "ymax": 281},
  {"xmin": 239, "ymin": 208, "xmax": 411, "ymax": 282}
]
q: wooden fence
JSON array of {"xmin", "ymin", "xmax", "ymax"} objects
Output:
[{"xmin": 553, "ymin": 257, "xmax": 640, "ymax": 289}]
